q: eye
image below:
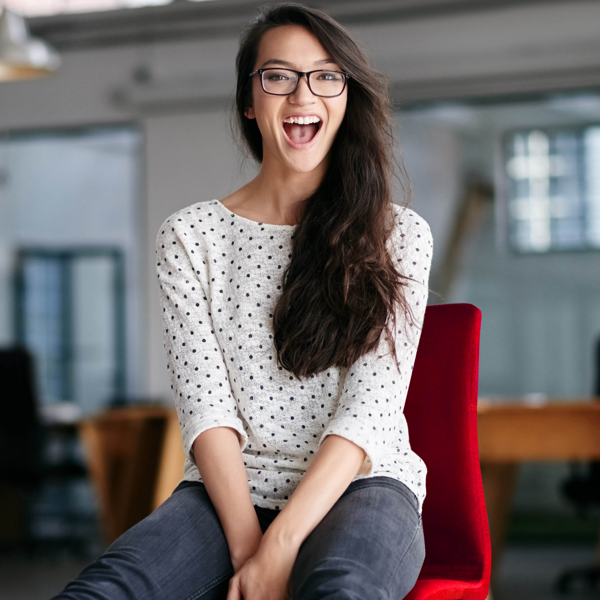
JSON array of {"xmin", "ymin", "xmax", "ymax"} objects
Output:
[
  {"xmin": 316, "ymin": 71, "xmax": 342, "ymax": 81},
  {"xmin": 265, "ymin": 70, "xmax": 291, "ymax": 82}
]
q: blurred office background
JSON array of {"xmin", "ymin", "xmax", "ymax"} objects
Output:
[{"xmin": 1, "ymin": 0, "xmax": 600, "ymax": 598}]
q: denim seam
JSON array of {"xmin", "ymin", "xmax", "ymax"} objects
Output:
[
  {"xmin": 342, "ymin": 478, "xmax": 419, "ymax": 514},
  {"xmin": 183, "ymin": 567, "xmax": 233, "ymax": 600},
  {"xmin": 385, "ymin": 518, "xmax": 423, "ymax": 599}
]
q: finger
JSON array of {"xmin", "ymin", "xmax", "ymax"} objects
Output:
[{"xmin": 227, "ymin": 577, "xmax": 241, "ymax": 600}]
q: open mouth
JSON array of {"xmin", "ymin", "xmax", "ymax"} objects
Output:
[{"xmin": 282, "ymin": 116, "xmax": 322, "ymax": 146}]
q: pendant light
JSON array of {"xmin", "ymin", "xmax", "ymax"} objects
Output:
[{"xmin": 0, "ymin": 6, "xmax": 61, "ymax": 82}]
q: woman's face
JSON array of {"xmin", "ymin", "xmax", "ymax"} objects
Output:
[{"xmin": 246, "ymin": 25, "xmax": 348, "ymax": 175}]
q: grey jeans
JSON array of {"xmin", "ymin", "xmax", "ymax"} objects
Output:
[{"xmin": 52, "ymin": 476, "xmax": 425, "ymax": 600}]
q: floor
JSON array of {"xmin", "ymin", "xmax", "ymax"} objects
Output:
[
  {"xmin": 0, "ymin": 542, "xmax": 598, "ymax": 599},
  {"xmin": 0, "ymin": 553, "xmax": 92, "ymax": 600}
]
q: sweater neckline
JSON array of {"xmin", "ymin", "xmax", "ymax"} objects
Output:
[{"xmin": 212, "ymin": 199, "xmax": 298, "ymax": 231}]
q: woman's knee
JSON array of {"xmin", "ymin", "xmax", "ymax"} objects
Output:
[
  {"xmin": 290, "ymin": 496, "xmax": 426, "ymax": 600},
  {"xmin": 291, "ymin": 556, "xmax": 389, "ymax": 600}
]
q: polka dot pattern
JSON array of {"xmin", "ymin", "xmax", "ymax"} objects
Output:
[{"xmin": 156, "ymin": 199, "xmax": 433, "ymax": 513}]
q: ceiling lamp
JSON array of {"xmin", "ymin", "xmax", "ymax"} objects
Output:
[{"xmin": 0, "ymin": 6, "xmax": 61, "ymax": 82}]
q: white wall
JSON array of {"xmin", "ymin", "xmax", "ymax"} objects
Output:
[
  {"xmin": 144, "ymin": 111, "xmax": 255, "ymax": 395},
  {"xmin": 397, "ymin": 118, "xmax": 463, "ymax": 273}
]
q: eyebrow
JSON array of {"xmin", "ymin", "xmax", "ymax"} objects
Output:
[{"xmin": 260, "ymin": 58, "xmax": 336, "ymax": 68}]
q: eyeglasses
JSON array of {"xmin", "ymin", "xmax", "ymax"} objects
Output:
[{"xmin": 249, "ymin": 68, "xmax": 350, "ymax": 98}]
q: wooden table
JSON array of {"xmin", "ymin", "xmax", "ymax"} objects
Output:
[{"xmin": 477, "ymin": 399, "xmax": 600, "ymax": 581}]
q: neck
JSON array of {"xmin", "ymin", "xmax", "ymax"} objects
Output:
[{"xmin": 243, "ymin": 153, "xmax": 328, "ymax": 225}]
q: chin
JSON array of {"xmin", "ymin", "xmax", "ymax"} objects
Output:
[
  {"xmin": 281, "ymin": 151, "xmax": 328, "ymax": 174},
  {"xmin": 289, "ymin": 160, "xmax": 324, "ymax": 174}
]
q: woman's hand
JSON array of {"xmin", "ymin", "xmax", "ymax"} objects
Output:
[{"xmin": 226, "ymin": 533, "xmax": 299, "ymax": 600}]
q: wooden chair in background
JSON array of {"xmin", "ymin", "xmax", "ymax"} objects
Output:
[
  {"xmin": 79, "ymin": 405, "xmax": 184, "ymax": 544},
  {"xmin": 152, "ymin": 409, "xmax": 186, "ymax": 510}
]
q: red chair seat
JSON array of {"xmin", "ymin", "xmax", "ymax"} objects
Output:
[{"xmin": 409, "ymin": 578, "xmax": 487, "ymax": 600}]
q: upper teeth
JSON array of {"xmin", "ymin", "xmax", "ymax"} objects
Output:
[{"xmin": 283, "ymin": 116, "xmax": 321, "ymax": 125}]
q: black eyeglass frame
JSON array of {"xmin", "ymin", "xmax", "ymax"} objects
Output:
[{"xmin": 248, "ymin": 68, "xmax": 351, "ymax": 98}]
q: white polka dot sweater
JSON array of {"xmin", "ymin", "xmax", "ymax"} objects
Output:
[{"xmin": 156, "ymin": 199, "xmax": 433, "ymax": 513}]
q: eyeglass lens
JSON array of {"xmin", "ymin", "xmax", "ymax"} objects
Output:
[{"xmin": 261, "ymin": 69, "xmax": 345, "ymax": 97}]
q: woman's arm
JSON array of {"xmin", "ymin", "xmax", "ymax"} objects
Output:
[
  {"xmin": 226, "ymin": 434, "xmax": 365, "ymax": 600},
  {"xmin": 261, "ymin": 433, "xmax": 365, "ymax": 551},
  {"xmin": 156, "ymin": 214, "xmax": 259, "ymax": 571},
  {"xmin": 193, "ymin": 427, "xmax": 263, "ymax": 572}
]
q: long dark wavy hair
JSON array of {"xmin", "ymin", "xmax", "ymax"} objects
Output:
[{"xmin": 234, "ymin": 3, "xmax": 413, "ymax": 379}]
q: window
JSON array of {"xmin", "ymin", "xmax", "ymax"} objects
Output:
[
  {"xmin": 504, "ymin": 126, "xmax": 600, "ymax": 253},
  {"xmin": 15, "ymin": 249, "xmax": 125, "ymax": 411},
  {"xmin": 0, "ymin": 124, "xmax": 142, "ymax": 414}
]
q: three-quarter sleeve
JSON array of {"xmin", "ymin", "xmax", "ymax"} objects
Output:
[
  {"xmin": 317, "ymin": 208, "xmax": 433, "ymax": 476},
  {"xmin": 156, "ymin": 217, "xmax": 248, "ymax": 463}
]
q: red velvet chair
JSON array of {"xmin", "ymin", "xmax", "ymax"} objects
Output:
[{"xmin": 404, "ymin": 304, "xmax": 491, "ymax": 600}]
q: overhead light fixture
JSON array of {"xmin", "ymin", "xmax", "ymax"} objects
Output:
[{"xmin": 0, "ymin": 6, "xmax": 61, "ymax": 82}]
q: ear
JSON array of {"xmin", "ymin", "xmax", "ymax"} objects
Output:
[{"xmin": 245, "ymin": 106, "xmax": 256, "ymax": 119}]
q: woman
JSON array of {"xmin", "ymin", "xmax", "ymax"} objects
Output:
[{"xmin": 53, "ymin": 4, "xmax": 432, "ymax": 599}]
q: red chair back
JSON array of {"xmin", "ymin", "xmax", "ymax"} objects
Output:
[{"xmin": 404, "ymin": 304, "xmax": 491, "ymax": 600}]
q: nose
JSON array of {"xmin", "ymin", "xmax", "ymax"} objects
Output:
[{"xmin": 289, "ymin": 73, "xmax": 316, "ymax": 105}]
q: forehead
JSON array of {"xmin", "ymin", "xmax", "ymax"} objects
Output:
[{"xmin": 255, "ymin": 25, "xmax": 333, "ymax": 68}]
